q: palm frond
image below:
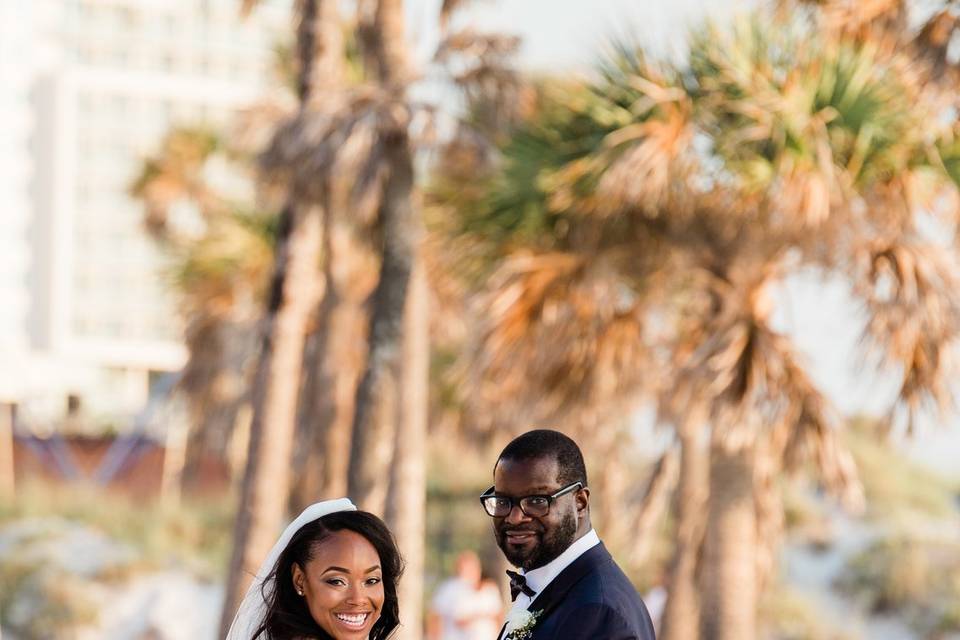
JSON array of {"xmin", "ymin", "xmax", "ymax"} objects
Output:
[
  {"xmin": 855, "ymin": 239, "xmax": 960, "ymax": 432},
  {"xmin": 784, "ymin": 0, "xmax": 907, "ymax": 44},
  {"xmin": 455, "ymin": 53, "xmax": 694, "ymax": 252},
  {"xmin": 914, "ymin": 8, "xmax": 960, "ymax": 78},
  {"xmin": 435, "ymin": 29, "xmax": 525, "ymax": 138},
  {"xmin": 463, "ymin": 251, "xmax": 653, "ymax": 432},
  {"xmin": 671, "ymin": 273, "xmax": 864, "ymax": 509},
  {"xmin": 171, "ymin": 208, "xmax": 276, "ymax": 315},
  {"xmin": 691, "ymin": 16, "xmax": 928, "ymax": 228},
  {"xmin": 260, "ymin": 89, "xmax": 389, "ymax": 226},
  {"xmin": 438, "ymin": 0, "xmax": 473, "ymax": 30},
  {"xmin": 629, "ymin": 447, "xmax": 680, "ymax": 570},
  {"xmin": 240, "ymin": 0, "xmax": 259, "ymax": 18},
  {"xmin": 130, "ymin": 126, "xmax": 226, "ymax": 239}
]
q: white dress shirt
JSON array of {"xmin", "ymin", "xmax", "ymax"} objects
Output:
[{"xmin": 508, "ymin": 528, "xmax": 601, "ymax": 614}]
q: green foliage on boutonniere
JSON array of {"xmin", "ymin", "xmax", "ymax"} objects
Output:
[{"xmin": 504, "ymin": 608, "xmax": 542, "ymax": 640}]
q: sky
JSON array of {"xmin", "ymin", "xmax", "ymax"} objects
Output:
[
  {"xmin": 406, "ymin": 0, "xmax": 757, "ymax": 70},
  {"xmin": 401, "ymin": 0, "xmax": 960, "ymax": 475}
]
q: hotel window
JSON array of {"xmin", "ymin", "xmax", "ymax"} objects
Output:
[
  {"xmin": 159, "ymin": 51, "xmax": 175, "ymax": 73},
  {"xmin": 160, "ymin": 13, "xmax": 177, "ymax": 36},
  {"xmin": 118, "ymin": 6, "xmax": 137, "ymax": 28}
]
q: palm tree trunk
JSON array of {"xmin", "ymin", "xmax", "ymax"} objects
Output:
[
  {"xmin": 219, "ymin": 1, "xmax": 344, "ymax": 631},
  {"xmin": 385, "ymin": 257, "xmax": 428, "ymax": 640},
  {"xmin": 218, "ymin": 202, "xmax": 324, "ymax": 636},
  {"xmin": 289, "ymin": 318, "xmax": 329, "ymax": 511},
  {"xmin": 699, "ymin": 440, "xmax": 757, "ymax": 640},
  {"xmin": 289, "ymin": 0, "xmax": 358, "ymax": 505},
  {"xmin": 372, "ymin": 0, "xmax": 409, "ymax": 86},
  {"xmin": 347, "ymin": 0, "xmax": 415, "ymax": 512},
  {"xmin": 346, "ymin": 129, "xmax": 415, "ymax": 511},
  {"xmin": 291, "ymin": 217, "xmax": 371, "ymax": 509},
  {"xmin": 753, "ymin": 440, "xmax": 783, "ymax": 596},
  {"xmin": 660, "ymin": 423, "xmax": 707, "ymax": 640},
  {"xmin": 591, "ymin": 422, "xmax": 630, "ymax": 552},
  {"xmin": 300, "ymin": 0, "xmax": 344, "ymax": 105},
  {"xmin": 321, "ymin": 298, "xmax": 367, "ymax": 496},
  {"xmin": 179, "ymin": 319, "xmax": 240, "ymax": 491},
  {"xmin": 160, "ymin": 415, "xmax": 189, "ymax": 510},
  {"xmin": 0, "ymin": 402, "xmax": 15, "ymax": 499}
]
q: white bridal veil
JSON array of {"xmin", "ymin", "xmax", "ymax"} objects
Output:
[{"xmin": 225, "ymin": 498, "xmax": 358, "ymax": 640}]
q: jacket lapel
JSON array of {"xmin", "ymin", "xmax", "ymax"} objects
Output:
[{"xmin": 524, "ymin": 543, "xmax": 611, "ymax": 629}]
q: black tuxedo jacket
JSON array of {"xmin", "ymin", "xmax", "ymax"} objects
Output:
[{"xmin": 498, "ymin": 542, "xmax": 656, "ymax": 640}]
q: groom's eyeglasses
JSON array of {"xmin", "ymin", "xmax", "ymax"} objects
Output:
[{"xmin": 479, "ymin": 482, "xmax": 584, "ymax": 518}]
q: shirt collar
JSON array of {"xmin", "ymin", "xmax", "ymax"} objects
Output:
[{"xmin": 519, "ymin": 528, "xmax": 600, "ymax": 595}]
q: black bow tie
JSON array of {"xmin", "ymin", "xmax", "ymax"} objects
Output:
[{"xmin": 506, "ymin": 569, "xmax": 536, "ymax": 601}]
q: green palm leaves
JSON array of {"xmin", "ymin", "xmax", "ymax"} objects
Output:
[
  {"xmin": 692, "ymin": 17, "xmax": 925, "ymax": 228},
  {"xmin": 456, "ymin": 12, "xmax": 957, "ymax": 248},
  {"xmin": 439, "ymin": 5, "xmax": 960, "ymax": 464}
]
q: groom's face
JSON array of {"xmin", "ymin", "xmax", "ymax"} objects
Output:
[{"xmin": 492, "ymin": 456, "xmax": 580, "ymax": 571}]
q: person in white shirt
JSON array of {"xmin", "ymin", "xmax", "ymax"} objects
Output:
[
  {"xmin": 481, "ymin": 429, "xmax": 656, "ymax": 639},
  {"xmin": 428, "ymin": 551, "xmax": 504, "ymax": 640}
]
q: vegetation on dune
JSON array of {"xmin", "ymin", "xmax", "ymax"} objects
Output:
[
  {"xmin": 842, "ymin": 418, "xmax": 959, "ymax": 522},
  {"xmin": 838, "ymin": 535, "xmax": 960, "ymax": 637},
  {"xmin": 758, "ymin": 584, "xmax": 859, "ymax": 640},
  {"xmin": 0, "ymin": 482, "xmax": 234, "ymax": 577}
]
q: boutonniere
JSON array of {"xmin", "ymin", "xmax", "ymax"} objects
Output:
[{"xmin": 504, "ymin": 608, "xmax": 542, "ymax": 640}]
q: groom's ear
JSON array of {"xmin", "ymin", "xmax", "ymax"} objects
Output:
[{"xmin": 576, "ymin": 486, "xmax": 590, "ymax": 513}]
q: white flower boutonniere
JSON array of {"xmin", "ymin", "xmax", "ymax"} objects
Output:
[{"xmin": 504, "ymin": 608, "xmax": 542, "ymax": 640}]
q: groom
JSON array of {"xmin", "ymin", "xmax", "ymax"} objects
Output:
[{"xmin": 482, "ymin": 429, "xmax": 656, "ymax": 639}]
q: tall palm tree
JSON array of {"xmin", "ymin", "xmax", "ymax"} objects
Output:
[
  {"xmin": 439, "ymin": 10, "xmax": 960, "ymax": 640},
  {"xmin": 246, "ymin": 4, "xmax": 524, "ymax": 637},
  {"xmin": 258, "ymin": 3, "xmax": 431, "ymax": 637},
  {"xmin": 345, "ymin": 0, "xmax": 418, "ymax": 515},
  {"xmin": 284, "ymin": 14, "xmax": 381, "ymax": 514},
  {"xmin": 383, "ymin": 257, "xmax": 429, "ymax": 640},
  {"xmin": 219, "ymin": 0, "xmax": 347, "ymax": 634}
]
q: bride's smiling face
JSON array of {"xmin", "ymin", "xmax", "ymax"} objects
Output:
[{"xmin": 292, "ymin": 530, "xmax": 384, "ymax": 640}]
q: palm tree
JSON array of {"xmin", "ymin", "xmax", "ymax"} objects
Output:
[
  {"xmin": 218, "ymin": 0, "xmax": 347, "ymax": 634},
  {"xmin": 256, "ymin": 2, "xmax": 429, "ymax": 635},
  {"xmin": 439, "ymin": 10, "xmax": 960, "ymax": 640},
  {"xmin": 288, "ymin": 218, "xmax": 376, "ymax": 509},
  {"xmin": 343, "ymin": 2, "xmax": 523, "ymax": 632},
  {"xmin": 383, "ymin": 258, "xmax": 429, "ymax": 640},
  {"xmin": 280, "ymin": 11, "xmax": 383, "ymax": 514},
  {"xmin": 344, "ymin": 0, "xmax": 418, "ymax": 515},
  {"xmin": 130, "ymin": 126, "xmax": 275, "ymax": 492}
]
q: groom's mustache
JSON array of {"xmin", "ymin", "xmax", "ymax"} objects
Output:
[{"xmin": 501, "ymin": 526, "xmax": 542, "ymax": 534}]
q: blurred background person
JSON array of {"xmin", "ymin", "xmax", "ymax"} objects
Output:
[{"xmin": 427, "ymin": 551, "xmax": 504, "ymax": 640}]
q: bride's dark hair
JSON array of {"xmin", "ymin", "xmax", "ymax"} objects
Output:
[{"xmin": 253, "ymin": 510, "xmax": 404, "ymax": 639}]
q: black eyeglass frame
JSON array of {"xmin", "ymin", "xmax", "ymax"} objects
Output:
[{"xmin": 479, "ymin": 481, "xmax": 584, "ymax": 518}]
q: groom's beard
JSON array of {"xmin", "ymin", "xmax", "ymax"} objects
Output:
[{"xmin": 495, "ymin": 510, "xmax": 577, "ymax": 571}]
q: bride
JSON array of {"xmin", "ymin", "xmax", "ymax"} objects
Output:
[{"xmin": 226, "ymin": 498, "xmax": 404, "ymax": 640}]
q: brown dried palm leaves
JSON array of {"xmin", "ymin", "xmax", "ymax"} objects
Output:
[
  {"xmin": 260, "ymin": 89, "xmax": 396, "ymax": 227},
  {"xmin": 672, "ymin": 274, "xmax": 864, "ymax": 510},
  {"xmin": 463, "ymin": 251, "xmax": 652, "ymax": 433},
  {"xmin": 855, "ymin": 239, "xmax": 960, "ymax": 432}
]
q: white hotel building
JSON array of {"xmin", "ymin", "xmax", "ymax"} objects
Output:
[{"xmin": 0, "ymin": 0, "xmax": 288, "ymax": 429}]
